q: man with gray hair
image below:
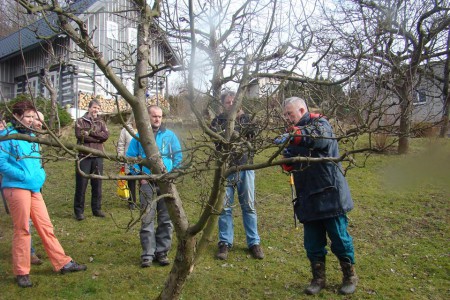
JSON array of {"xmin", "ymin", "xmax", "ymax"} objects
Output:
[
  {"xmin": 275, "ymin": 97, "xmax": 358, "ymax": 295},
  {"xmin": 211, "ymin": 91, "xmax": 264, "ymax": 261}
]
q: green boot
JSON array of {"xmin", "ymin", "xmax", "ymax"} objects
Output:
[
  {"xmin": 338, "ymin": 259, "xmax": 358, "ymax": 295},
  {"xmin": 304, "ymin": 261, "xmax": 326, "ymax": 295}
]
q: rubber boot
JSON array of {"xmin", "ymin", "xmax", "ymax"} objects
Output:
[
  {"xmin": 304, "ymin": 261, "xmax": 326, "ymax": 295},
  {"xmin": 338, "ymin": 259, "xmax": 358, "ymax": 295}
]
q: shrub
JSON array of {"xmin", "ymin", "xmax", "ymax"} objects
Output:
[{"xmin": 0, "ymin": 94, "xmax": 73, "ymax": 128}]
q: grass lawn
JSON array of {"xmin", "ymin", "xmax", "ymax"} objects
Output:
[{"xmin": 0, "ymin": 123, "xmax": 448, "ymax": 299}]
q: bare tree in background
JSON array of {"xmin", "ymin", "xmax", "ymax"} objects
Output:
[
  {"xmin": 4, "ymin": 0, "xmax": 392, "ymax": 299},
  {"xmin": 319, "ymin": 0, "xmax": 450, "ymax": 154}
]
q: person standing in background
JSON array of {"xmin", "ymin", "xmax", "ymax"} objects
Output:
[
  {"xmin": 126, "ymin": 105, "xmax": 182, "ymax": 268},
  {"xmin": 74, "ymin": 99, "xmax": 109, "ymax": 221},
  {"xmin": 210, "ymin": 91, "xmax": 264, "ymax": 261},
  {"xmin": 117, "ymin": 114, "xmax": 138, "ymax": 210}
]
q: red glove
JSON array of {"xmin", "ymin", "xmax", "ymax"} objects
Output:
[
  {"xmin": 288, "ymin": 126, "xmax": 302, "ymax": 145},
  {"xmin": 281, "ymin": 164, "xmax": 294, "ymax": 172},
  {"xmin": 310, "ymin": 113, "xmax": 324, "ymax": 119}
]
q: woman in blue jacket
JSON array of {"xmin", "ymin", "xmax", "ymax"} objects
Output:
[{"xmin": 0, "ymin": 100, "xmax": 87, "ymax": 288}]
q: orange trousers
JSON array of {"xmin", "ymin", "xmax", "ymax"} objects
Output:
[{"xmin": 4, "ymin": 188, "xmax": 72, "ymax": 275}]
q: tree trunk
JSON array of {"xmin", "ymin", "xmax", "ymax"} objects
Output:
[
  {"xmin": 158, "ymin": 235, "xmax": 197, "ymax": 300},
  {"xmin": 397, "ymin": 89, "xmax": 413, "ymax": 154},
  {"xmin": 439, "ymin": 30, "xmax": 450, "ymax": 138},
  {"xmin": 396, "ymin": 73, "xmax": 418, "ymax": 155}
]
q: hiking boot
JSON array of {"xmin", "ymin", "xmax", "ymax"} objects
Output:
[
  {"xmin": 249, "ymin": 244, "xmax": 265, "ymax": 259},
  {"xmin": 155, "ymin": 252, "xmax": 170, "ymax": 266},
  {"xmin": 141, "ymin": 258, "xmax": 152, "ymax": 268},
  {"xmin": 304, "ymin": 261, "xmax": 326, "ymax": 295},
  {"xmin": 128, "ymin": 203, "xmax": 136, "ymax": 210},
  {"xmin": 339, "ymin": 259, "xmax": 358, "ymax": 295},
  {"xmin": 93, "ymin": 211, "xmax": 106, "ymax": 218},
  {"xmin": 16, "ymin": 275, "xmax": 33, "ymax": 288},
  {"xmin": 60, "ymin": 260, "xmax": 87, "ymax": 274},
  {"xmin": 75, "ymin": 213, "xmax": 85, "ymax": 221},
  {"xmin": 31, "ymin": 253, "xmax": 43, "ymax": 265},
  {"xmin": 216, "ymin": 242, "xmax": 229, "ymax": 260}
]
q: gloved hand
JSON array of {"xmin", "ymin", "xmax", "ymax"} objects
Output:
[
  {"xmin": 281, "ymin": 149, "xmax": 294, "ymax": 172},
  {"xmin": 288, "ymin": 126, "xmax": 302, "ymax": 145},
  {"xmin": 273, "ymin": 133, "xmax": 290, "ymax": 145},
  {"xmin": 281, "ymin": 164, "xmax": 293, "ymax": 172},
  {"xmin": 282, "ymin": 148, "xmax": 292, "ymax": 158}
]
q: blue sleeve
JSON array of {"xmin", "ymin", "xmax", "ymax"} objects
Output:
[
  {"xmin": 126, "ymin": 138, "xmax": 142, "ymax": 174},
  {"xmin": 126, "ymin": 138, "xmax": 139, "ymax": 157},
  {"xmin": 170, "ymin": 133, "xmax": 182, "ymax": 169},
  {"xmin": 300, "ymin": 118, "xmax": 334, "ymax": 150},
  {"xmin": 0, "ymin": 141, "xmax": 25, "ymax": 181}
]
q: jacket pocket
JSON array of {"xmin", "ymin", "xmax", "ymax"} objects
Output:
[{"xmin": 308, "ymin": 186, "xmax": 341, "ymax": 215}]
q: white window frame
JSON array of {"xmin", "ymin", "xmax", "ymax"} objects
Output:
[
  {"xmin": 125, "ymin": 76, "xmax": 134, "ymax": 93},
  {"xmin": 43, "ymin": 71, "xmax": 59, "ymax": 98},
  {"xmin": 97, "ymin": 75, "xmax": 116, "ymax": 98},
  {"xmin": 106, "ymin": 21, "xmax": 119, "ymax": 40},
  {"xmin": 128, "ymin": 27, "xmax": 137, "ymax": 46},
  {"xmin": 27, "ymin": 77, "xmax": 39, "ymax": 98},
  {"xmin": 413, "ymin": 90, "xmax": 427, "ymax": 105}
]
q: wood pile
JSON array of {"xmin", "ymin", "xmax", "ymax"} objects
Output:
[{"xmin": 78, "ymin": 93, "xmax": 170, "ymax": 113}]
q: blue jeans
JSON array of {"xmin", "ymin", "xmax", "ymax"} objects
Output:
[
  {"xmin": 218, "ymin": 170, "xmax": 260, "ymax": 248},
  {"xmin": 303, "ymin": 215, "xmax": 355, "ymax": 263},
  {"xmin": 139, "ymin": 183, "xmax": 173, "ymax": 260}
]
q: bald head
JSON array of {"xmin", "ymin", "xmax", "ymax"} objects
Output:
[
  {"xmin": 147, "ymin": 105, "xmax": 163, "ymax": 131},
  {"xmin": 33, "ymin": 111, "xmax": 45, "ymax": 130}
]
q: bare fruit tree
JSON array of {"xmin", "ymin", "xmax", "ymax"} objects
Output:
[
  {"xmin": 319, "ymin": 0, "xmax": 450, "ymax": 154},
  {"xmin": 4, "ymin": 0, "xmax": 389, "ymax": 299}
]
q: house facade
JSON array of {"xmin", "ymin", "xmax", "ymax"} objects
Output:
[
  {"xmin": 357, "ymin": 62, "xmax": 447, "ymax": 133},
  {"xmin": 0, "ymin": 0, "xmax": 179, "ymax": 116}
]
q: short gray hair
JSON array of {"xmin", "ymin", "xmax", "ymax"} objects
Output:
[
  {"xmin": 283, "ymin": 97, "xmax": 307, "ymax": 109},
  {"xmin": 220, "ymin": 91, "xmax": 236, "ymax": 103}
]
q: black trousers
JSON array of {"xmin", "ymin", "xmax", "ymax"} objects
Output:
[
  {"xmin": 126, "ymin": 177, "xmax": 137, "ymax": 205},
  {"xmin": 74, "ymin": 157, "xmax": 103, "ymax": 215}
]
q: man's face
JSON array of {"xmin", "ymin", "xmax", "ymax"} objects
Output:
[
  {"xmin": 33, "ymin": 112, "xmax": 44, "ymax": 129},
  {"xmin": 88, "ymin": 104, "xmax": 101, "ymax": 118},
  {"xmin": 283, "ymin": 103, "xmax": 305, "ymax": 125},
  {"xmin": 149, "ymin": 107, "xmax": 163, "ymax": 129},
  {"xmin": 16, "ymin": 109, "xmax": 35, "ymax": 128},
  {"xmin": 222, "ymin": 95, "xmax": 234, "ymax": 113}
]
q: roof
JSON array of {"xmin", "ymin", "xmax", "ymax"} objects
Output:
[
  {"xmin": 0, "ymin": 0, "xmax": 181, "ymax": 67},
  {"xmin": 0, "ymin": 0, "xmax": 98, "ymax": 60}
]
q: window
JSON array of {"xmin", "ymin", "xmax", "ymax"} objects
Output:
[
  {"xmin": 97, "ymin": 75, "xmax": 116, "ymax": 98},
  {"xmin": 128, "ymin": 28, "xmax": 137, "ymax": 45},
  {"xmin": 106, "ymin": 21, "xmax": 119, "ymax": 40},
  {"xmin": 414, "ymin": 90, "xmax": 426, "ymax": 105},
  {"xmin": 125, "ymin": 76, "xmax": 134, "ymax": 93},
  {"xmin": 27, "ymin": 77, "xmax": 39, "ymax": 98},
  {"xmin": 43, "ymin": 71, "xmax": 59, "ymax": 98}
]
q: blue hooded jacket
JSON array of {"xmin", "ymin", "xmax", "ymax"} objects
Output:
[
  {"xmin": 126, "ymin": 126, "xmax": 182, "ymax": 175},
  {"xmin": 0, "ymin": 126, "xmax": 46, "ymax": 192}
]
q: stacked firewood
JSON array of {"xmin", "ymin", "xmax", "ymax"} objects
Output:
[
  {"xmin": 78, "ymin": 93, "xmax": 170, "ymax": 113},
  {"xmin": 146, "ymin": 95, "xmax": 170, "ymax": 111}
]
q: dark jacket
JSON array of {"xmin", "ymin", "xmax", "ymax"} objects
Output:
[
  {"xmin": 75, "ymin": 112, "xmax": 109, "ymax": 156},
  {"xmin": 210, "ymin": 112, "xmax": 254, "ymax": 166},
  {"xmin": 286, "ymin": 112, "xmax": 353, "ymax": 223}
]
